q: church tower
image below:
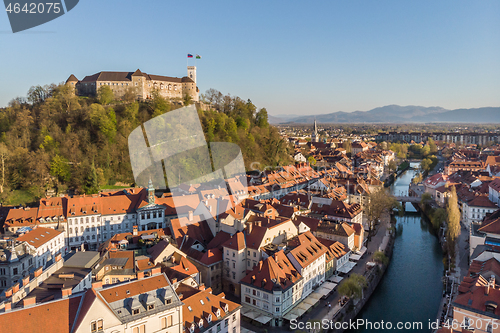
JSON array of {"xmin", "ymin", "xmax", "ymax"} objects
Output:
[
  {"xmin": 147, "ymin": 179, "xmax": 155, "ymax": 205},
  {"xmin": 311, "ymin": 119, "xmax": 319, "ymax": 142},
  {"xmin": 187, "ymin": 66, "xmax": 197, "ymax": 84}
]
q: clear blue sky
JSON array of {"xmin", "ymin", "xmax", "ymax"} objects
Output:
[{"xmin": 1, "ymin": 0, "xmax": 499, "ymax": 115}]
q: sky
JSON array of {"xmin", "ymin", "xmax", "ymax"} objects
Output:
[{"xmin": 0, "ymin": 0, "xmax": 499, "ymax": 115}]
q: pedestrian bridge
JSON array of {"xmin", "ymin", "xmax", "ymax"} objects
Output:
[{"xmin": 394, "ymin": 195, "xmax": 421, "ymax": 204}]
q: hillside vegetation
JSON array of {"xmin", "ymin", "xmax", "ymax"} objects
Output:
[{"xmin": 0, "ymin": 85, "xmax": 291, "ymax": 204}]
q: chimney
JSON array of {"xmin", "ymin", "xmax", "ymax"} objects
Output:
[
  {"xmin": 178, "ymin": 293, "xmax": 183, "ymax": 300},
  {"xmin": 22, "ymin": 296, "xmax": 36, "ymax": 308},
  {"xmin": 62, "ymin": 287, "xmax": 72, "ymax": 298},
  {"xmin": 92, "ymin": 281, "xmax": 103, "ymax": 290},
  {"xmin": 4, "ymin": 302, "xmax": 11, "ymax": 312},
  {"xmin": 12, "ymin": 283, "xmax": 20, "ymax": 293},
  {"xmin": 246, "ymin": 222, "xmax": 253, "ymax": 235},
  {"xmin": 55, "ymin": 253, "xmax": 62, "ymax": 262},
  {"xmin": 80, "ymin": 243, "xmax": 85, "ymax": 252},
  {"xmin": 4, "ymin": 288, "xmax": 12, "ymax": 298},
  {"xmin": 22, "ymin": 275, "xmax": 30, "ymax": 286},
  {"xmin": 137, "ymin": 271, "xmax": 145, "ymax": 280},
  {"xmin": 188, "ymin": 211, "xmax": 193, "ymax": 222},
  {"xmin": 133, "ymin": 225, "xmax": 138, "ymax": 236},
  {"xmin": 171, "ymin": 256, "xmax": 176, "ymax": 264},
  {"xmin": 151, "ymin": 267, "xmax": 161, "ymax": 275},
  {"xmin": 487, "ymin": 275, "xmax": 496, "ymax": 295},
  {"xmin": 199, "ymin": 284, "xmax": 205, "ymax": 291}
]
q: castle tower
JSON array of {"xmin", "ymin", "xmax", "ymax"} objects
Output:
[{"xmin": 187, "ymin": 66, "xmax": 197, "ymax": 84}]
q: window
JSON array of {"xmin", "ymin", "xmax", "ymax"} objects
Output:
[
  {"xmin": 148, "ymin": 304, "xmax": 155, "ymax": 310},
  {"xmin": 232, "ymin": 252, "xmax": 235, "ymax": 258},
  {"xmin": 217, "ymin": 324, "xmax": 221, "ymax": 332},
  {"xmin": 133, "ymin": 308, "xmax": 140, "ymax": 315},
  {"xmin": 245, "ymin": 296, "xmax": 250, "ymax": 303},
  {"xmin": 133, "ymin": 325, "xmax": 145, "ymax": 333},
  {"xmin": 253, "ymin": 252, "xmax": 256, "ymax": 258},
  {"xmin": 275, "ymin": 307, "xmax": 279, "ymax": 313},
  {"xmin": 13, "ymin": 268, "xmax": 18, "ymax": 275},
  {"xmin": 161, "ymin": 315, "xmax": 173, "ymax": 328},
  {"xmin": 275, "ymin": 297, "xmax": 280, "ymax": 302},
  {"xmin": 225, "ymin": 319, "xmax": 229, "ymax": 327},
  {"xmin": 232, "ymin": 262, "xmax": 235, "ymax": 269},
  {"xmin": 233, "ymin": 314, "xmax": 236, "ymax": 322}
]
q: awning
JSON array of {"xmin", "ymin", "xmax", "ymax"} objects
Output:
[
  {"xmin": 315, "ymin": 281, "xmax": 337, "ymax": 296},
  {"xmin": 329, "ymin": 275, "xmax": 343, "ymax": 283},
  {"xmin": 283, "ymin": 312, "xmax": 298, "ymax": 321},
  {"xmin": 350, "ymin": 254, "xmax": 361, "ymax": 261},
  {"xmin": 337, "ymin": 261, "xmax": 356, "ymax": 274},
  {"xmin": 357, "ymin": 246, "xmax": 367, "ymax": 256},
  {"xmin": 254, "ymin": 315, "xmax": 272, "ymax": 324}
]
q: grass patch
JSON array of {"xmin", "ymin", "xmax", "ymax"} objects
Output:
[
  {"xmin": 7, "ymin": 190, "xmax": 38, "ymax": 206},
  {"xmin": 100, "ymin": 185, "xmax": 131, "ymax": 190}
]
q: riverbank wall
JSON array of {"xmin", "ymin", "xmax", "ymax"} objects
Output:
[{"xmin": 330, "ymin": 214, "xmax": 397, "ymax": 333}]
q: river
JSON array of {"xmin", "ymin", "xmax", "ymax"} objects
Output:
[{"xmin": 348, "ymin": 163, "xmax": 444, "ymax": 332}]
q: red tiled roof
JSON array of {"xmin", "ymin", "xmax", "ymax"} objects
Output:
[
  {"xmin": 287, "ymin": 232, "xmax": 327, "ymax": 268},
  {"xmin": 240, "ymin": 250, "xmax": 301, "ymax": 291},
  {"xmin": 0, "ymin": 294, "xmax": 83, "ymax": 333},
  {"xmin": 98, "ymin": 274, "xmax": 169, "ymax": 303},
  {"xmin": 17, "ymin": 227, "xmax": 62, "ymax": 248},
  {"xmin": 181, "ymin": 288, "xmax": 240, "ymax": 330},
  {"xmin": 222, "ymin": 232, "xmax": 246, "ymax": 251}
]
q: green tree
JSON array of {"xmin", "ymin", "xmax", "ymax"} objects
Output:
[
  {"xmin": 343, "ymin": 139, "xmax": 352, "ymax": 154},
  {"xmin": 446, "ymin": 186, "xmax": 461, "ymax": 256},
  {"xmin": 50, "ymin": 155, "xmax": 71, "ymax": 182},
  {"xmin": 97, "ymin": 85, "xmax": 114, "ymax": 105},
  {"xmin": 373, "ymin": 251, "xmax": 389, "ymax": 265},
  {"xmin": 83, "ymin": 161, "xmax": 100, "ymax": 194},
  {"xmin": 388, "ymin": 160, "xmax": 397, "ymax": 174},
  {"xmin": 428, "ymin": 138, "xmax": 438, "ymax": 154},
  {"xmin": 255, "ymin": 108, "xmax": 269, "ymax": 128},
  {"xmin": 183, "ymin": 93, "xmax": 193, "ymax": 106},
  {"xmin": 0, "ymin": 143, "xmax": 8, "ymax": 193},
  {"xmin": 366, "ymin": 188, "xmax": 399, "ymax": 230},
  {"xmin": 431, "ymin": 208, "xmax": 447, "ymax": 230},
  {"xmin": 90, "ymin": 104, "xmax": 117, "ymax": 142},
  {"xmin": 308, "ymin": 156, "xmax": 317, "ymax": 166},
  {"xmin": 338, "ymin": 273, "xmax": 367, "ymax": 300}
]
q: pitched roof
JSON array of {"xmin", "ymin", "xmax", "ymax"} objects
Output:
[
  {"xmin": 222, "ymin": 232, "xmax": 246, "ymax": 251},
  {"xmin": 97, "ymin": 273, "xmax": 170, "ymax": 303},
  {"xmin": 287, "ymin": 231, "xmax": 328, "ymax": 268},
  {"xmin": 0, "ymin": 294, "xmax": 83, "ymax": 333},
  {"xmin": 240, "ymin": 250, "xmax": 302, "ymax": 291},
  {"xmin": 66, "ymin": 74, "xmax": 78, "ymax": 82},
  {"xmin": 181, "ymin": 288, "xmax": 240, "ymax": 330},
  {"xmin": 17, "ymin": 227, "xmax": 62, "ymax": 248}
]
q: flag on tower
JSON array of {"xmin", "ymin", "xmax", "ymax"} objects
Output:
[
  {"xmin": 187, "ymin": 54, "xmax": 193, "ymax": 58},
  {"xmin": 196, "ymin": 54, "xmax": 201, "ymax": 59}
]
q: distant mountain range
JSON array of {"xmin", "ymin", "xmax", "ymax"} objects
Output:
[{"xmin": 268, "ymin": 105, "xmax": 500, "ymax": 124}]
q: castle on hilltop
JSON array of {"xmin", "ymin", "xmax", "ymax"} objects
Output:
[{"xmin": 66, "ymin": 66, "xmax": 199, "ymax": 102}]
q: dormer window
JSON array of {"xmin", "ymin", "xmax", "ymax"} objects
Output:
[
  {"xmin": 190, "ymin": 324, "xmax": 195, "ymax": 333},
  {"xmin": 216, "ymin": 309, "xmax": 221, "ymax": 318},
  {"xmin": 198, "ymin": 319, "xmax": 203, "ymax": 328},
  {"xmin": 207, "ymin": 314, "xmax": 212, "ymax": 323},
  {"xmin": 148, "ymin": 304, "xmax": 155, "ymax": 310}
]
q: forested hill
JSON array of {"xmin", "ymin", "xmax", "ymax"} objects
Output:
[{"xmin": 0, "ymin": 85, "xmax": 291, "ymax": 205}]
